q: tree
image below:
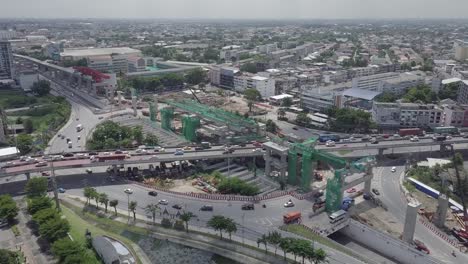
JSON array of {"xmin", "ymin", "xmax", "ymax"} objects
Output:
[
  {"xmin": 281, "ymin": 97, "xmax": 293, "ymax": 107},
  {"xmin": 109, "ymin": 200, "xmax": 119, "ymax": 216},
  {"xmin": 244, "ymin": 88, "xmax": 261, "ymax": 101},
  {"xmin": 266, "ymin": 231, "xmax": 282, "ymax": 255},
  {"xmin": 296, "ymin": 112, "xmax": 311, "ymax": 126},
  {"xmin": 28, "ymin": 196, "xmax": 52, "ymax": 214},
  {"xmin": 133, "ymin": 126, "xmax": 144, "ymax": 145},
  {"xmin": 179, "ymin": 211, "xmax": 194, "ymax": 233},
  {"xmin": 329, "ymin": 107, "xmax": 375, "ymax": 133},
  {"xmin": 144, "ymin": 133, "xmax": 159, "ymax": 146},
  {"xmin": 99, "ymin": 193, "xmax": 109, "ymax": 213},
  {"xmin": 277, "ymin": 109, "xmax": 286, "ymax": 120},
  {"xmin": 31, "ymin": 80, "xmax": 51, "ymax": 96},
  {"xmin": 0, "ymin": 249, "xmax": 19, "ymax": 264},
  {"xmin": 39, "ymin": 217, "xmax": 70, "ymax": 242},
  {"xmin": 439, "ymin": 82, "xmax": 460, "ymax": 100},
  {"xmin": 240, "ymin": 63, "xmax": 258, "ymax": 74},
  {"xmin": 23, "ymin": 119, "xmax": 34, "ymax": 133},
  {"xmin": 185, "ymin": 68, "xmax": 206, "ymax": 85},
  {"xmin": 51, "ymin": 238, "xmax": 83, "ymax": 262},
  {"xmin": 0, "ymin": 195, "xmax": 18, "ymax": 222},
  {"xmin": 207, "ymin": 215, "xmax": 227, "ymax": 239},
  {"xmin": 83, "ymin": 187, "xmax": 96, "ymax": 205},
  {"xmin": 145, "ymin": 204, "xmax": 160, "ymax": 225},
  {"xmin": 225, "ymin": 219, "xmax": 237, "ymax": 240},
  {"xmin": 129, "ymin": 201, "xmax": 137, "ymax": 221},
  {"xmin": 402, "ymin": 84, "xmax": 437, "ymax": 104},
  {"xmin": 279, "ymin": 237, "xmax": 293, "ymax": 260},
  {"xmin": 376, "ymin": 92, "xmax": 398, "ymax": 103},
  {"xmin": 265, "ymin": 119, "xmax": 278, "ymax": 133},
  {"xmin": 32, "ymin": 208, "xmax": 58, "ymax": 225},
  {"xmin": 257, "ymin": 234, "xmax": 268, "ymax": 253},
  {"xmin": 311, "ymin": 248, "xmax": 327, "ymax": 264},
  {"xmin": 91, "ymin": 190, "xmax": 99, "ymax": 209},
  {"xmin": 247, "ymin": 101, "xmax": 254, "ymax": 113},
  {"xmin": 16, "ymin": 134, "xmax": 33, "ymax": 154},
  {"xmin": 25, "ymin": 177, "xmax": 48, "ymax": 198}
]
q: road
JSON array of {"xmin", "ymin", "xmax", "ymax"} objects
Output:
[{"xmin": 374, "ymin": 162, "xmax": 467, "ymax": 264}]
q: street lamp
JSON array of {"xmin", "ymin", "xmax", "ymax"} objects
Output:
[{"xmin": 125, "ymin": 191, "xmax": 132, "ymax": 222}]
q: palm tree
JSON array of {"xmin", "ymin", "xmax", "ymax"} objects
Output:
[
  {"xmin": 305, "ymin": 246, "xmax": 316, "ymax": 264},
  {"xmin": 266, "ymin": 231, "xmax": 282, "ymax": 255},
  {"xmin": 145, "ymin": 204, "xmax": 160, "ymax": 225},
  {"xmin": 257, "ymin": 234, "xmax": 268, "ymax": 253},
  {"xmin": 225, "ymin": 219, "xmax": 237, "ymax": 240},
  {"xmin": 129, "ymin": 201, "xmax": 137, "ymax": 221},
  {"xmin": 83, "ymin": 187, "xmax": 95, "ymax": 205},
  {"xmin": 90, "ymin": 189, "xmax": 99, "ymax": 209},
  {"xmin": 98, "ymin": 193, "xmax": 109, "ymax": 213},
  {"xmin": 207, "ymin": 215, "xmax": 227, "ymax": 239},
  {"xmin": 109, "ymin": 200, "xmax": 119, "ymax": 216},
  {"xmin": 277, "ymin": 108, "xmax": 286, "ymax": 120},
  {"xmin": 279, "ymin": 238, "xmax": 292, "ymax": 261},
  {"xmin": 179, "ymin": 211, "xmax": 194, "ymax": 233},
  {"xmin": 312, "ymin": 248, "xmax": 327, "ymax": 264}
]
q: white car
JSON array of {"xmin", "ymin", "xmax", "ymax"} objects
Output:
[
  {"xmin": 391, "ymin": 167, "xmax": 396, "ymax": 172},
  {"xmin": 446, "ymin": 135, "xmax": 453, "ymax": 140},
  {"xmin": 410, "ymin": 136, "xmax": 419, "ymax": 142},
  {"xmin": 325, "ymin": 140, "xmax": 335, "ymax": 147},
  {"xmin": 124, "ymin": 188, "xmax": 133, "ymax": 194},
  {"xmin": 284, "ymin": 201, "xmax": 295, "ymax": 208},
  {"xmin": 158, "ymin": 199, "xmax": 169, "ymax": 205}
]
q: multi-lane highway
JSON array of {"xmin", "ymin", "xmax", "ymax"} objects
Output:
[{"xmin": 1, "ymin": 145, "xmax": 264, "ymax": 177}]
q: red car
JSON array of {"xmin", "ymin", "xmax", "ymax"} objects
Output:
[
  {"xmin": 41, "ymin": 171, "xmax": 50, "ymax": 176},
  {"xmin": 346, "ymin": 188, "xmax": 356, "ymax": 193}
]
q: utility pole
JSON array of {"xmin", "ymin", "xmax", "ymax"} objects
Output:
[
  {"xmin": 50, "ymin": 161, "xmax": 61, "ymax": 211},
  {"xmin": 242, "ymin": 213, "xmax": 245, "ymax": 245}
]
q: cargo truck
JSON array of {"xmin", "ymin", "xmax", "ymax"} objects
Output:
[
  {"xmin": 283, "ymin": 211, "xmax": 301, "ymax": 224},
  {"xmin": 398, "ymin": 128, "xmax": 423, "ymax": 137}
]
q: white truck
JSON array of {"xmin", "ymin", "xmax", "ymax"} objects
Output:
[{"xmin": 76, "ymin": 124, "xmax": 83, "ymax": 132}]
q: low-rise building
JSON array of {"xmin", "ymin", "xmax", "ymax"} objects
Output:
[
  {"xmin": 300, "ymin": 84, "xmax": 347, "ymax": 112},
  {"xmin": 372, "ymin": 102, "xmax": 443, "ymax": 129},
  {"xmin": 457, "ymin": 80, "xmax": 468, "ymax": 105},
  {"xmin": 441, "ymin": 104, "xmax": 468, "ymax": 127},
  {"xmin": 18, "ymin": 70, "xmax": 38, "ymax": 91},
  {"xmin": 352, "ymin": 72, "xmax": 400, "ymax": 91},
  {"xmin": 93, "ymin": 236, "xmax": 135, "ymax": 264},
  {"xmin": 378, "ymin": 73, "xmax": 425, "ymax": 95}
]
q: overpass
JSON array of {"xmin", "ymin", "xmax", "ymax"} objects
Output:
[{"xmin": 0, "ymin": 147, "xmax": 264, "ymax": 177}]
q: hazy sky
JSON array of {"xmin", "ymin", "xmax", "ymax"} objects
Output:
[{"xmin": 1, "ymin": 0, "xmax": 468, "ymax": 20}]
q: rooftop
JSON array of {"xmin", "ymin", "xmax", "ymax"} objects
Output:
[
  {"xmin": 0, "ymin": 147, "xmax": 19, "ymax": 157},
  {"xmin": 343, "ymin": 88, "xmax": 381, "ymax": 101},
  {"xmin": 252, "ymin": 76, "xmax": 268, "ymax": 81},
  {"xmin": 442, "ymin": 78, "xmax": 462, "ymax": 85},
  {"xmin": 61, "ymin": 47, "xmax": 141, "ymax": 58}
]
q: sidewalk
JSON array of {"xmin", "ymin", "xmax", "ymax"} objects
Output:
[{"xmin": 64, "ymin": 195, "xmax": 364, "ymax": 264}]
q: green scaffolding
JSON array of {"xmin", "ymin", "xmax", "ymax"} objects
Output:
[
  {"xmin": 182, "ymin": 115, "xmax": 200, "ymax": 142},
  {"xmin": 149, "ymin": 102, "xmax": 156, "ymax": 122},
  {"xmin": 325, "ymin": 169, "xmax": 346, "ymax": 213},
  {"xmin": 287, "ymin": 149, "xmax": 298, "ymax": 185},
  {"xmin": 160, "ymin": 107, "xmax": 174, "ymax": 131}
]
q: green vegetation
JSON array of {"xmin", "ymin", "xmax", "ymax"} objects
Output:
[
  {"xmin": 51, "ymin": 238, "xmax": 97, "ymax": 264},
  {"xmin": 0, "ymin": 90, "xmax": 38, "ymax": 109},
  {"xmin": 0, "ymin": 195, "xmax": 18, "ymax": 222},
  {"xmin": 403, "ymin": 181, "xmax": 416, "ymax": 193},
  {"xmin": 25, "ymin": 177, "xmax": 48, "ymax": 198},
  {"xmin": 217, "ymin": 176, "xmax": 260, "ymax": 196},
  {"xmin": 207, "ymin": 215, "xmax": 237, "ymax": 240},
  {"xmin": 280, "ymin": 224, "xmax": 361, "ymax": 263},
  {"xmin": 126, "ymin": 73, "xmax": 184, "ymax": 93},
  {"xmin": 62, "ymin": 58, "xmax": 87, "ymax": 68},
  {"xmin": 31, "ymin": 80, "xmax": 51, "ymax": 97},
  {"xmin": 376, "ymin": 92, "xmax": 398, "ymax": 103},
  {"xmin": 407, "ymin": 166, "xmax": 442, "ymax": 190},
  {"xmin": 295, "ymin": 112, "xmax": 312, "ymax": 126},
  {"xmin": 402, "ymin": 84, "xmax": 437, "ymax": 103},
  {"xmin": 88, "ymin": 121, "xmax": 157, "ymax": 150},
  {"xmin": 281, "ymin": 97, "xmax": 293, "ymax": 107},
  {"xmin": 240, "ymin": 63, "xmax": 259, "ymax": 74},
  {"xmin": 265, "ymin": 119, "xmax": 278, "ymax": 133},
  {"xmin": 0, "ymin": 249, "xmax": 21, "ymax": 264},
  {"xmin": 185, "ymin": 68, "xmax": 206, "ymax": 85},
  {"xmin": 11, "ymin": 225, "xmax": 20, "ymax": 237},
  {"xmin": 439, "ymin": 82, "xmax": 460, "ymax": 101},
  {"xmin": 27, "ymin": 196, "xmax": 52, "ymax": 215},
  {"xmin": 328, "ymin": 107, "xmax": 374, "ymax": 133}
]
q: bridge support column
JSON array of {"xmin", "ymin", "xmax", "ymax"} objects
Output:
[
  {"xmin": 377, "ymin": 148, "xmax": 384, "ymax": 158},
  {"xmin": 153, "ymin": 94, "xmax": 159, "ymax": 115},
  {"xmin": 439, "ymin": 144, "xmax": 451, "ymax": 158},
  {"xmin": 112, "ymin": 164, "xmax": 118, "ymax": 175},
  {"xmin": 364, "ymin": 165, "xmax": 373, "ymax": 193},
  {"xmin": 25, "ymin": 172, "xmax": 31, "ymax": 180},
  {"xmin": 132, "ymin": 96, "xmax": 137, "ymax": 117},
  {"xmin": 402, "ymin": 201, "xmax": 420, "ymax": 244},
  {"xmin": 280, "ymin": 152, "xmax": 287, "ymax": 180},
  {"xmin": 264, "ymin": 149, "xmax": 272, "ymax": 177},
  {"xmin": 434, "ymin": 193, "xmax": 449, "ymax": 228},
  {"xmin": 117, "ymin": 91, "xmax": 123, "ymax": 106}
]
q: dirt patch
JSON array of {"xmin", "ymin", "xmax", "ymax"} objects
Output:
[
  {"xmin": 352, "ymin": 200, "xmax": 403, "ymax": 238},
  {"xmin": 169, "ymin": 179, "xmax": 205, "ymax": 193}
]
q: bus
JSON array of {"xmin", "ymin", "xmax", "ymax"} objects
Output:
[
  {"xmin": 433, "ymin": 126, "xmax": 459, "ymax": 135},
  {"xmin": 318, "ymin": 134, "xmax": 340, "ymax": 143},
  {"xmin": 329, "ymin": 209, "xmax": 347, "ymax": 224},
  {"xmin": 92, "ymin": 154, "xmax": 129, "ymax": 162}
]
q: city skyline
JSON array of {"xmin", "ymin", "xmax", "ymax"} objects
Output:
[{"xmin": 1, "ymin": 0, "xmax": 468, "ymax": 20}]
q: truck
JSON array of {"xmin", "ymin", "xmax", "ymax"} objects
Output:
[
  {"xmin": 433, "ymin": 126, "xmax": 458, "ymax": 135},
  {"xmin": 283, "ymin": 211, "xmax": 301, "ymax": 224},
  {"xmin": 398, "ymin": 128, "xmax": 423, "ymax": 137},
  {"xmin": 76, "ymin": 124, "xmax": 83, "ymax": 132},
  {"xmin": 68, "ymin": 142, "xmax": 72, "ymax": 148},
  {"xmin": 432, "ymin": 135, "xmax": 446, "ymax": 142},
  {"xmin": 201, "ymin": 142, "xmax": 211, "ymax": 149},
  {"xmin": 92, "ymin": 154, "xmax": 129, "ymax": 162}
]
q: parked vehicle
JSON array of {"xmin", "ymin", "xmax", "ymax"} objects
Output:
[
  {"xmin": 329, "ymin": 210, "xmax": 347, "ymax": 224},
  {"xmin": 172, "ymin": 204, "xmax": 183, "ymax": 210},
  {"xmin": 313, "ymin": 201, "xmax": 326, "ymax": 212},
  {"xmin": 76, "ymin": 124, "xmax": 83, "ymax": 132},
  {"xmin": 372, "ymin": 188, "xmax": 380, "ymax": 195},
  {"xmin": 148, "ymin": 191, "xmax": 158, "ymax": 196},
  {"xmin": 399, "ymin": 128, "xmax": 423, "ymax": 137},
  {"xmin": 158, "ymin": 199, "xmax": 169, "ymax": 205},
  {"xmin": 200, "ymin": 205, "xmax": 213, "ymax": 211},
  {"xmin": 325, "ymin": 140, "xmax": 335, "ymax": 147},
  {"xmin": 124, "ymin": 188, "xmax": 133, "ymax": 194},
  {"xmin": 201, "ymin": 142, "xmax": 211, "ymax": 149},
  {"xmin": 241, "ymin": 203, "xmax": 254, "ymax": 210},
  {"xmin": 284, "ymin": 200, "xmax": 295, "ymax": 207},
  {"xmin": 283, "ymin": 211, "xmax": 301, "ymax": 224}
]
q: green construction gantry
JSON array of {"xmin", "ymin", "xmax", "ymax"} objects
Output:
[
  {"xmin": 160, "ymin": 107, "xmax": 174, "ymax": 131},
  {"xmin": 182, "ymin": 115, "xmax": 200, "ymax": 142},
  {"xmin": 287, "ymin": 137, "xmax": 374, "ymax": 213}
]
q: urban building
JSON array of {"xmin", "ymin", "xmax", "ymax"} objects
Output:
[
  {"xmin": 454, "ymin": 39, "xmax": 468, "ymax": 61},
  {"xmin": 0, "ymin": 30, "xmax": 18, "ymax": 40},
  {"xmin": 219, "ymin": 66, "xmax": 239, "ymax": 89},
  {"xmin": 372, "ymin": 102, "xmax": 443, "ymax": 129},
  {"xmin": 92, "ymin": 236, "xmax": 136, "ymax": 264},
  {"xmin": 378, "ymin": 73, "xmax": 425, "ymax": 95},
  {"xmin": 42, "ymin": 42, "xmax": 64, "ymax": 61},
  {"xmin": 220, "ymin": 45, "xmax": 241, "ymax": 61},
  {"xmin": 457, "ymin": 80, "xmax": 468, "ymax": 105},
  {"xmin": 18, "ymin": 71, "xmax": 38, "ymax": 91},
  {"xmin": 60, "ymin": 47, "xmax": 141, "ymax": 61},
  {"xmin": 300, "ymin": 85, "xmax": 346, "ymax": 112},
  {"xmin": 0, "ymin": 41, "xmax": 14, "ymax": 80},
  {"xmin": 234, "ymin": 73, "xmax": 275, "ymax": 98},
  {"xmin": 441, "ymin": 104, "xmax": 468, "ymax": 127},
  {"xmin": 352, "ymin": 72, "xmax": 400, "ymax": 91},
  {"xmin": 257, "ymin": 43, "xmax": 278, "ymax": 54},
  {"xmin": 127, "ymin": 57, "xmax": 146, "ymax": 73}
]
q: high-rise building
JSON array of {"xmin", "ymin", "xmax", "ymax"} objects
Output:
[
  {"xmin": 0, "ymin": 41, "xmax": 14, "ymax": 80},
  {"xmin": 454, "ymin": 39, "xmax": 468, "ymax": 61}
]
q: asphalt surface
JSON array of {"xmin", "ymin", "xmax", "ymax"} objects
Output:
[{"xmin": 374, "ymin": 161, "xmax": 467, "ymax": 264}]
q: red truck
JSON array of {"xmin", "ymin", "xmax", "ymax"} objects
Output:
[
  {"xmin": 398, "ymin": 128, "xmax": 423, "ymax": 137},
  {"xmin": 283, "ymin": 211, "xmax": 301, "ymax": 224}
]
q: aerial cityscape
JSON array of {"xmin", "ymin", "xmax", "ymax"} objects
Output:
[{"xmin": 1, "ymin": 1, "xmax": 468, "ymax": 264}]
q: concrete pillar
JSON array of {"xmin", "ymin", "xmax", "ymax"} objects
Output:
[
  {"xmin": 132, "ymin": 96, "xmax": 137, "ymax": 117},
  {"xmin": 153, "ymin": 94, "xmax": 159, "ymax": 114},
  {"xmin": 364, "ymin": 165, "xmax": 373, "ymax": 193},
  {"xmin": 112, "ymin": 164, "xmax": 118, "ymax": 175},
  {"xmin": 117, "ymin": 91, "xmax": 123, "ymax": 106},
  {"xmin": 280, "ymin": 152, "xmax": 287, "ymax": 179},
  {"xmin": 402, "ymin": 201, "xmax": 421, "ymax": 244},
  {"xmin": 25, "ymin": 172, "xmax": 30, "ymax": 180},
  {"xmin": 264, "ymin": 149, "xmax": 272, "ymax": 177},
  {"xmin": 378, "ymin": 148, "xmax": 384, "ymax": 158},
  {"xmin": 434, "ymin": 193, "xmax": 449, "ymax": 228}
]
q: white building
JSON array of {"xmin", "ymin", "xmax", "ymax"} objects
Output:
[
  {"xmin": 234, "ymin": 73, "xmax": 275, "ymax": 98},
  {"xmin": 352, "ymin": 72, "xmax": 400, "ymax": 91},
  {"xmin": 18, "ymin": 71, "xmax": 39, "ymax": 91},
  {"xmin": 378, "ymin": 73, "xmax": 425, "ymax": 95},
  {"xmin": 454, "ymin": 39, "xmax": 468, "ymax": 61},
  {"xmin": 372, "ymin": 102, "xmax": 443, "ymax": 128}
]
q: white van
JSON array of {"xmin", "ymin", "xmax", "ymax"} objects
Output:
[{"xmin": 329, "ymin": 210, "xmax": 347, "ymax": 224}]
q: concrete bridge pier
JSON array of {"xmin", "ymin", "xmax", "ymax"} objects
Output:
[
  {"xmin": 377, "ymin": 148, "xmax": 385, "ymax": 159},
  {"xmin": 402, "ymin": 201, "xmax": 420, "ymax": 244},
  {"xmin": 25, "ymin": 172, "xmax": 30, "ymax": 180}
]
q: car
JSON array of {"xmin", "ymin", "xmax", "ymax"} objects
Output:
[
  {"xmin": 284, "ymin": 201, "xmax": 295, "ymax": 208},
  {"xmin": 61, "ymin": 135, "xmax": 65, "ymax": 139},
  {"xmin": 410, "ymin": 136, "xmax": 419, "ymax": 142},
  {"xmin": 200, "ymin": 205, "xmax": 213, "ymax": 211},
  {"xmin": 103, "ymin": 152, "xmax": 111, "ymax": 155},
  {"xmin": 76, "ymin": 117, "xmax": 79, "ymax": 121},
  {"xmin": 172, "ymin": 204, "xmax": 183, "ymax": 210},
  {"xmin": 183, "ymin": 146, "xmax": 192, "ymax": 150},
  {"xmin": 372, "ymin": 188, "xmax": 380, "ymax": 195},
  {"xmin": 194, "ymin": 146, "xmax": 204, "ymax": 151},
  {"xmin": 241, "ymin": 203, "xmax": 255, "ymax": 210},
  {"xmin": 86, "ymin": 169, "xmax": 92, "ymax": 174},
  {"xmin": 371, "ymin": 140, "xmax": 379, "ymax": 144},
  {"xmin": 63, "ymin": 152, "xmax": 74, "ymax": 157},
  {"xmin": 158, "ymin": 199, "xmax": 169, "ymax": 205},
  {"xmin": 88, "ymin": 152, "xmax": 98, "ymax": 156},
  {"xmin": 292, "ymin": 127, "xmax": 298, "ymax": 130},
  {"xmin": 35, "ymin": 161, "xmax": 47, "ymax": 167},
  {"xmin": 20, "ymin": 156, "xmax": 28, "ymax": 161},
  {"xmin": 391, "ymin": 167, "xmax": 396, "ymax": 172},
  {"xmin": 77, "ymin": 136, "xmax": 81, "ymax": 140},
  {"xmin": 58, "ymin": 188, "xmax": 66, "ymax": 193},
  {"xmin": 463, "ymin": 134, "xmax": 468, "ymax": 139},
  {"xmin": 253, "ymin": 148, "xmax": 263, "ymax": 152},
  {"xmin": 124, "ymin": 188, "xmax": 133, "ymax": 194},
  {"xmin": 98, "ymin": 116, "xmax": 104, "ymax": 120},
  {"xmin": 115, "ymin": 150, "xmax": 123, "ymax": 154},
  {"xmin": 41, "ymin": 171, "xmax": 50, "ymax": 176},
  {"xmin": 136, "ymin": 149, "xmax": 147, "ymax": 154},
  {"xmin": 174, "ymin": 150, "xmax": 184, "ymax": 156},
  {"xmin": 446, "ymin": 135, "xmax": 453, "ymax": 140},
  {"xmin": 346, "ymin": 188, "xmax": 356, "ymax": 193},
  {"xmin": 148, "ymin": 191, "xmax": 158, "ymax": 196}
]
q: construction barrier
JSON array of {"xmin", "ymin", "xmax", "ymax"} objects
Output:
[{"xmin": 418, "ymin": 218, "xmax": 461, "ymax": 249}]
